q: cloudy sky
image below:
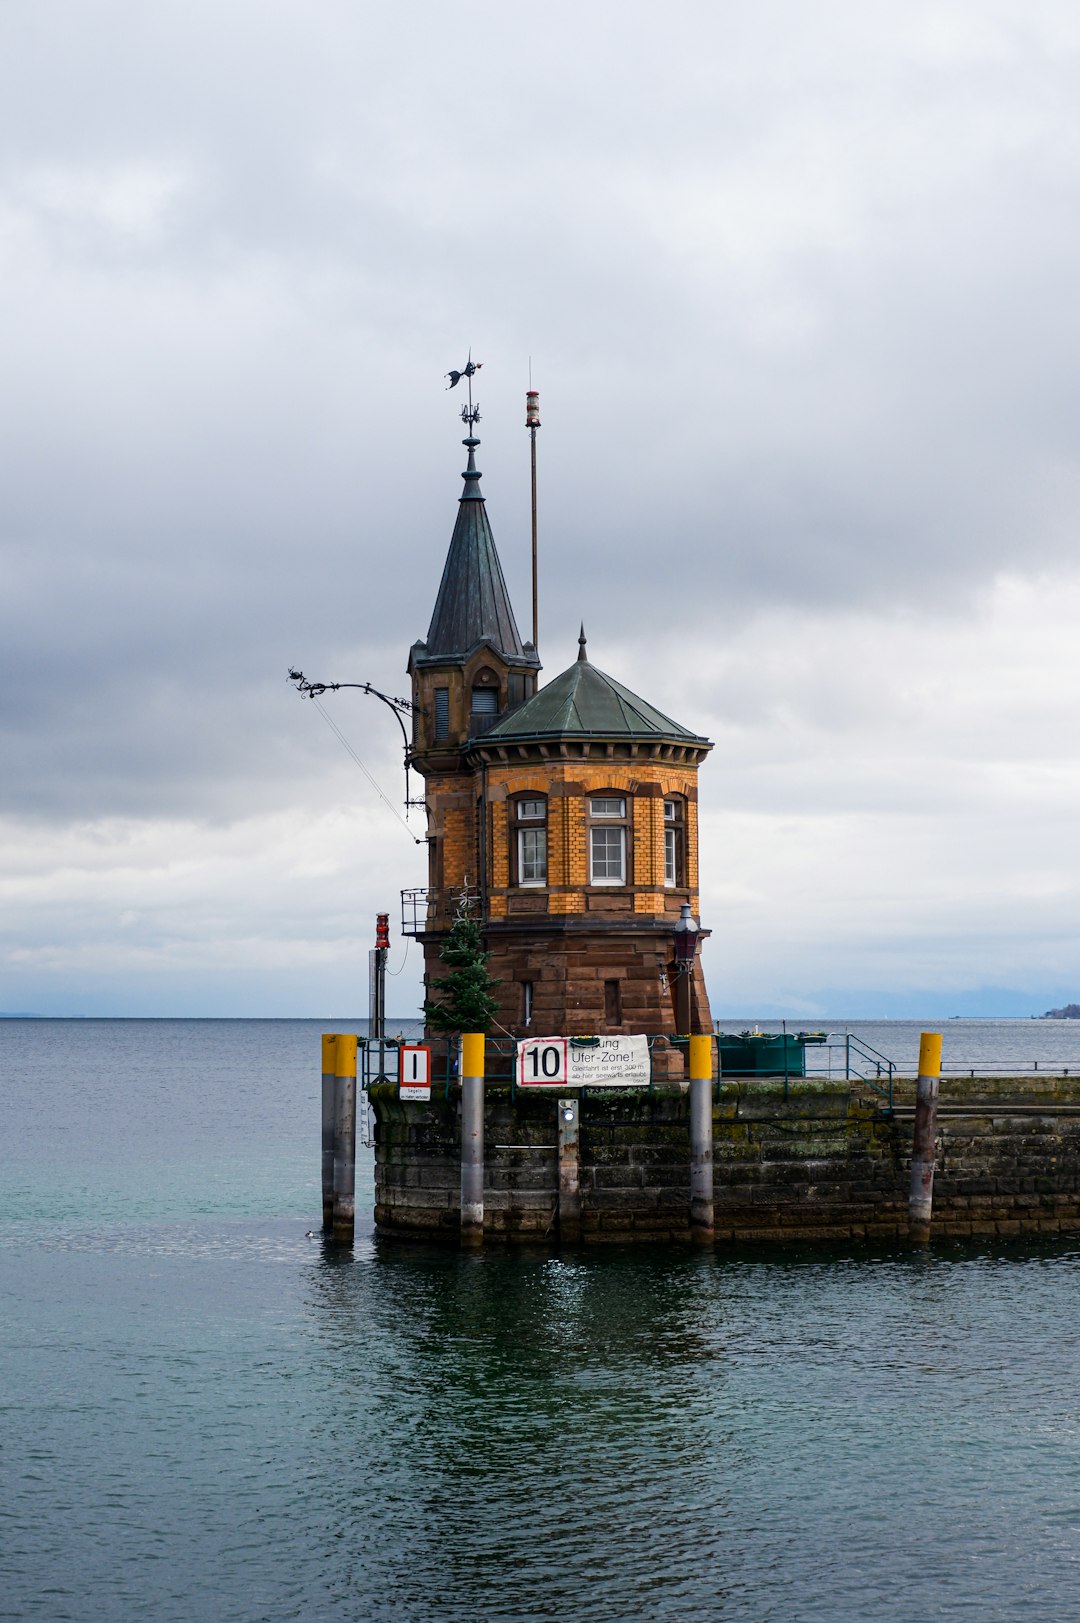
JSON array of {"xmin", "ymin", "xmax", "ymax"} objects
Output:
[{"xmin": 3, "ymin": 0, "xmax": 1080, "ymax": 1018}]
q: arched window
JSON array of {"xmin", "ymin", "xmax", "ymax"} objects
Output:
[
  {"xmin": 470, "ymin": 667, "xmax": 500, "ymax": 735},
  {"xmin": 587, "ymin": 793, "xmax": 630, "ymax": 886},
  {"xmin": 664, "ymin": 796, "xmax": 686, "ymax": 888},
  {"xmin": 511, "ymin": 794, "xmax": 547, "ymax": 886}
]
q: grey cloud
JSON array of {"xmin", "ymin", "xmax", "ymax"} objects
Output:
[{"xmin": 5, "ymin": 1, "xmax": 1080, "ymax": 1010}]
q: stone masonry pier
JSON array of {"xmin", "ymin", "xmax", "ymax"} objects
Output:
[{"xmin": 370, "ymin": 1074, "xmax": 1080, "ymax": 1244}]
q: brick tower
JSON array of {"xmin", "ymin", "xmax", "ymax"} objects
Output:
[{"xmin": 406, "ymin": 426, "xmax": 713, "ymax": 1036}]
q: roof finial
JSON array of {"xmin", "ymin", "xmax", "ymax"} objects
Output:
[
  {"xmin": 578, "ymin": 623, "xmax": 588, "ymax": 662},
  {"xmin": 446, "ymin": 349, "xmax": 482, "ymax": 431}
]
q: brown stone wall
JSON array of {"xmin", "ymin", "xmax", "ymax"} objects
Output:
[{"xmin": 485, "ymin": 928, "xmax": 711, "ymax": 1037}]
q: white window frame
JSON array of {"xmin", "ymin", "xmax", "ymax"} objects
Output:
[
  {"xmin": 664, "ymin": 798, "xmax": 684, "ymax": 888},
  {"xmin": 589, "ymin": 824, "xmax": 626, "ymax": 885},
  {"xmin": 517, "ymin": 825, "xmax": 547, "ymax": 886},
  {"xmin": 513, "ymin": 797, "xmax": 548, "ymax": 887},
  {"xmin": 588, "ymin": 795, "xmax": 629, "ymax": 886}
]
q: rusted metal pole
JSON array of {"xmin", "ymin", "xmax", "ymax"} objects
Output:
[
  {"xmin": 557, "ymin": 1095, "xmax": 581, "ymax": 1244},
  {"xmin": 689, "ymin": 1033, "xmax": 714, "ymax": 1243},
  {"xmin": 332, "ymin": 1032, "xmax": 358, "ymax": 1245},
  {"xmin": 460, "ymin": 1033, "xmax": 485, "ymax": 1248},
  {"xmin": 321, "ymin": 1032, "xmax": 338, "ymax": 1232},
  {"xmin": 908, "ymin": 1031, "xmax": 943, "ymax": 1243}
]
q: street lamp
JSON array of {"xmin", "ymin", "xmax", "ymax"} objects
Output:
[{"xmin": 672, "ymin": 902, "xmax": 700, "ymax": 1036}]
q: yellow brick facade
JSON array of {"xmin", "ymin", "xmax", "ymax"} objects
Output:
[{"xmin": 410, "ymin": 738, "xmax": 711, "ymax": 1035}]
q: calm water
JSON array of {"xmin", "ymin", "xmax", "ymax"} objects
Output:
[{"xmin": 3, "ymin": 1018, "xmax": 1080, "ymax": 1621}]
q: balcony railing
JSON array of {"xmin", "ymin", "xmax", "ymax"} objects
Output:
[
  {"xmin": 401, "ymin": 886, "xmax": 481, "ymax": 936},
  {"xmin": 401, "ymin": 888, "xmax": 433, "ymax": 936}
]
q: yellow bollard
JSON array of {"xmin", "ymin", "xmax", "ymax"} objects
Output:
[
  {"xmin": 321, "ymin": 1033, "xmax": 338, "ymax": 1233},
  {"xmin": 909, "ymin": 1032, "xmax": 943, "ymax": 1243},
  {"xmin": 332, "ymin": 1033, "xmax": 359, "ymax": 1245},
  {"xmin": 460, "ymin": 1033, "xmax": 485, "ymax": 1248},
  {"xmin": 688, "ymin": 1034, "xmax": 714, "ymax": 1243}
]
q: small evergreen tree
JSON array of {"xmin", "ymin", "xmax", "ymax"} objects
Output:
[{"xmin": 423, "ymin": 915, "xmax": 501, "ymax": 1033}]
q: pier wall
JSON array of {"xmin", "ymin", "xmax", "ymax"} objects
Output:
[{"xmin": 370, "ymin": 1075, "xmax": 1080, "ymax": 1243}]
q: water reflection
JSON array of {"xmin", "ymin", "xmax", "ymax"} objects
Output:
[
  {"xmin": 293, "ymin": 1233, "xmax": 1080, "ymax": 1619},
  {"xmin": 301, "ymin": 1239, "xmax": 743, "ymax": 1619}
]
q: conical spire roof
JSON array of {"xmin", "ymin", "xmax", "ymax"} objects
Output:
[{"xmin": 418, "ymin": 436, "xmax": 536, "ymax": 666}]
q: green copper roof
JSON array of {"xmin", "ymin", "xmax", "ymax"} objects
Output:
[
  {"xmin": 481, "ymin": 632, "xmax": 710, "ymax": 746},
  {"xmin": 415, "ymin": 436, "xmax": 538, "ymax": 668}
]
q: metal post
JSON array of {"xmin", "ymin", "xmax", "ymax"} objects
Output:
[
  {"xmin": 526, "ymin": 387, "xmax": 540, "ymax": 651},
  {"xmin": 321, "ymin": 1032, "xmax": 338, "ymax": 1233},
  {"xmin": 676, "ymin": 967, "xmax": 692, "ymax": 1037},
  {"xmin": 332, "ymin": 1032, "xmax": 358, "ymax": 1245},
  {"xmin": 689, "ymin": 1033, "xmax": 714, "ymax": 1243},
  {"xmin": 530, "ymin": 427, "xmax": 539, "ymax": 651},
  {"xmin": 460, "ymin": 1032, "xmax": 485, "ymax": 1247},
  {"xmin": 908, "ymin": 1031, "xmax": 943, "ymax": 1243},
  {"xmin": 557, "ymin": 1095, "xmax": 581, "ymax": 1244}
]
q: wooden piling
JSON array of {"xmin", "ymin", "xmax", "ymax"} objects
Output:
[
  {"xmin": 332, "ymin": 1032, "xmax": 358, "ymax": 1246},
  {"xmin": 321, "ymin": 1032, "xmax": 337, "ymax": 1233},
  {"xmin": 908, "ymin": 1031, "xmax": 943, "ymax": 1243},
  {"xmin": 689, "ymin": 1034, "xmax": 714, "ymax": 1243},
  {"xmin": 557, "ymin": 1095, "xmax": 581, "ymax": 1244},
  {"xmin": 460, "ymin": 1033, "xmax": 485, "ymax": 1248}
]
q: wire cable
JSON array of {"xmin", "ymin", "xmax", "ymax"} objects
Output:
[{"xmin": 310, "ymin": 695, "xmax": 417, "ymax": 842}]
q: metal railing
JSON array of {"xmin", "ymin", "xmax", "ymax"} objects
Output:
[
  {"xmin": 805, "ymin": 1035, "xmax": 895, "ymax": 1109},
  {"xmin": 400, "ymin": 888, "xmax": 431, "ymax": 937},
  {"xmin": 354, "ymin": 1032, "xmax": 900, "ymax": 1108}
]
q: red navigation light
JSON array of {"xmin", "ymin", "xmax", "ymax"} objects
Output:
[{"xmin": 375, "ymin": 913, "xmax": 390, "ymax": 950}]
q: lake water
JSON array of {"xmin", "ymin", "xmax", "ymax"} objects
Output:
[{"xmin": 3, "ymin": 1018, "xmax": 1080, "ymax": 1621}]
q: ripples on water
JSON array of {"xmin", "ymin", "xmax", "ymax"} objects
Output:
[{"xmin": 3, "ymin": 1020, "xmax": 1080, "ymax": 1620}]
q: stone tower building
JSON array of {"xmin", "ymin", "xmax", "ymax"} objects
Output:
[{"xmin": 406, "ymin": 428, "xmax": 713, "ymax": 1036}]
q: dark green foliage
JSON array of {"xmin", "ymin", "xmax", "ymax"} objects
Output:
[{"xmin": 423, "ymin": 916, "xmax": 501, "ymax": 1033}]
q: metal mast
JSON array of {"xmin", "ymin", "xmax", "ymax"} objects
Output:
[{"xmin": 526, "ymin": 382, "xmax": 541, "ymax": 651}]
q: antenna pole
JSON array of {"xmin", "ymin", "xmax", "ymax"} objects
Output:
[{"xmin": 526, "ymin": 386, "xmax": 541, "ymax": 650}]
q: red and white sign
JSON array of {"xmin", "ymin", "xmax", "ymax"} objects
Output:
[
  {"xmin": 517, "ymin": 1037, "xmax": 569, "ymax": 1086},
  {"xmin": 399, "ymin": 1044, "xmax": 431, "ymax": 1101},
  {"xmin": 518, "ymin": 1034, "xmax": 651, "ymax": 1088}
]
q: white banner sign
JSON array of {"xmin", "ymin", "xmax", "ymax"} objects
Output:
[{"xmin": 517, "ymin": 1034, "xmax": 651, "ymax": 1088}]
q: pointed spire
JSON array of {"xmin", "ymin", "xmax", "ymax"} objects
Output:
[
  {"xmin": 420, "ymin": 431, "xmax": 538, "ymax": 665},
  {"xmin": 577, "ymin": 623, "xmax": 588, "ymax": 662}
]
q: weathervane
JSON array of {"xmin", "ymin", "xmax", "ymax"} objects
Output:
[{"xmin": 446, "ymin": 350, "xmax": 482, "ymax": 428}]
